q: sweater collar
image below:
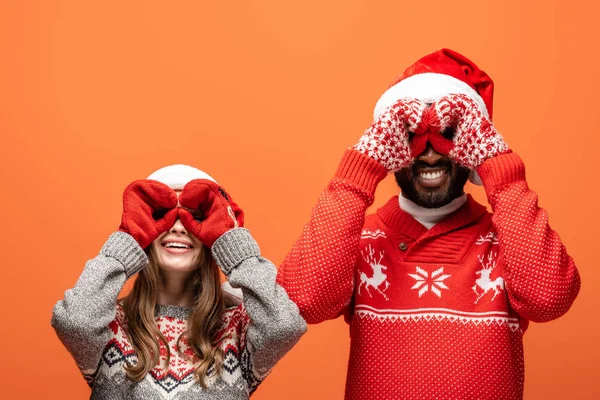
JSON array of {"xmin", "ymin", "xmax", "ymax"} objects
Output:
[
  {"xmin": 377, "ymin": 194, "xmax": 487, "ymax": 240},
  {"xmin": 156, "ymin": 304, "xmax": 191, "ymax": 320},
  {"xmin": 399, "ymin": 194, "xmax": 467, "ymax": 229}
]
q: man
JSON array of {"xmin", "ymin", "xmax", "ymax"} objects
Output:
[{"xmin": 277, "ymin": 49, "xmax": 580, "ymax": 399}]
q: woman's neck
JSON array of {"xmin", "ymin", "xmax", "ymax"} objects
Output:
[{"xmin": 157, "ymin": 270, "xmax": 195, "ymax": 307}]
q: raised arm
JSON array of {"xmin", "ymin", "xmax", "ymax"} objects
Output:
[
  {"xmin": 51, "ymin": 180, "xmax": 178, "ymax": 383},
  {"xmin": 51, "ymin": 233, "xmax": 147, "ymax": 384},
  {"xmin": 179, "ymin": 179, "xmax": 307, "ymax": 391},
  {"xmin": 478, "ymin": 153, "xmax": 580, "ymax": 322},
  {"xmin": 212, "ymin": 228, "xmax": 307, "ymax": 391},
  {"xmin": 431, "ymin": 93, "xmax": 580, "ymax": 323},
  {"xmin": 277, "ymin": 99, "xmax": 429, "ymax": 323},
  {"xmin": 276, "ymin": 151, "xmax": 384, "ymax": 323}
]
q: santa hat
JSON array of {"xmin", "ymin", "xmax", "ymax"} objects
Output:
[
  {"xmin": 374, "ymin": 48, "xmax": 494, "ymax": 119},
  {"xmin": 374, "ymin": 49, "xmax": 494, "ymax": 185},
  {"xmin": 147, "ymin": 164, "xmax": 243, "ymax": 305},
  {"xmin": 147, "ymin": 164, "xmax": 217, "ymax": 189}
]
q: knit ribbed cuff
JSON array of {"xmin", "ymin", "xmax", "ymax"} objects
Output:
[
  {"xmin": 335, "ymin": 149, "xmax": 388, "ymax": 195},
  {"xmin": 477, "ymin": 152, "xmax": 527, "ymax": 195},
  {"xmin": 100, "ymin": 231, "xmax": 148, "ymax": 278},
  {"xmin": 212, "ymin": 228, "xmax": 260, "ymax": 276}
]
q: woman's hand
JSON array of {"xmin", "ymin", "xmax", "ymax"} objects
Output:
[
  {"xmin": 118, "ymin": 180, "xmax": 179, "ymax": 249},
  {"xmin": 178, "ymin": 179, "xmax": 244, "ymax": 248}
]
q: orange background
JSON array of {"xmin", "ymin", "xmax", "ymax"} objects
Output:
[{"xmin": 1, "ymin": 1, "xmax": 598, "ymax": 399}]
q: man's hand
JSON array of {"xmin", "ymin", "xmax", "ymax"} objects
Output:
[
  {"xmin": 353, "ymin": 98, "xmax": 429, "ymax": 172},
  {"xmin": 430, "ymin": 93, "xmax": 510, "ymax": 169}
]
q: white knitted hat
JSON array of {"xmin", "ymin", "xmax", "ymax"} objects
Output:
[{"xmin": 147, "ymin": 164, "xmax": 217, "ymax": 189}]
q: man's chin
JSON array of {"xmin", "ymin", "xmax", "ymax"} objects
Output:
[
  {"xmin": 401, "ymin": 183, "xmax": 450, "ymax": 208},
  {"xmin": 396, "ymin": 171, "xmax": 469, "ymax": 208}
]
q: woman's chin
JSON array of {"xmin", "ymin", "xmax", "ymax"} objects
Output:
[
  {"xmin": 157, "ymin": 251, "xmax": 199, "ymax": 272},
  {"xmin": 159, "ymin": 262, "xmax": 198, "ymax": 273}
]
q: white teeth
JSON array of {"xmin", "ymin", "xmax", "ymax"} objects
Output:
[
  {"xmin": 164, "ymin": 243, "xmax": 190, "ymax": 249},
  {"xmin": 420, "ymin": 170, "xmax": 445, "ymax": 180}
]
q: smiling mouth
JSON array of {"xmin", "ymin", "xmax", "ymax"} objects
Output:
[
  {"xmin": 419, "ymin": 169, "xmax": 445, "ymax": 180},
  {"xmin": 161, "ymin": 240, "xmax": 194, "ymax": 253},
  {"xmin": 163, "ymin": 243, "xmax": 192, "ymax": 249},
  {"xmin": 415, "ymin": 167, "xmax": 450, "ymax": 188}
]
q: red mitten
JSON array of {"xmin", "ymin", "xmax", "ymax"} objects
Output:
[
  {"xmin": 429, "ymin": 93, "xmax": 510, "ymax": 169},
  {"xmin": 118, "ymin": 180, "xmax": 179, "ymax": 249},
  {"xmin": 353, "ymin": 98, "xmax": 429, "ymax": 172},
  {"xmin": 178, "ymin": 179, "xmax": 244, "ymax": 247}
]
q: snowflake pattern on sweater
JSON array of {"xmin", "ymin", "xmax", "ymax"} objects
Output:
[{"xmin": 278, "ymin": 150, "xmax": 580, "ymax": 400}]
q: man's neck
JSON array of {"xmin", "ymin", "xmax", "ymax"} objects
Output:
[{"xmin": 399, "ymin": 193, "xmax": 468, "ymax": 229}]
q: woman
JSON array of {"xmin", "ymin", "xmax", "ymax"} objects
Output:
[{"xmin": 52, "ymin": 164, "xmax": 306, "ymax": 399}]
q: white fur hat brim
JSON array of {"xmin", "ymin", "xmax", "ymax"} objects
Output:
[{"xmin": 373, "ymin": 72, "xmax": 489, "ymax": 120}]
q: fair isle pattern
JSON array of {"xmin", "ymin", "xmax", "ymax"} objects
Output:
[
  {"xmin": 278, "ymin": 177, "xmax": 379, "ymax": 324},
  {"xmin": 408, "ymin": 266, "xmax": 451, "ymax": 298},
  {"xmin": 91, "ymin": 304, "xmax": 261, "ymax": 399},
  {"xmin": 473, "ymin": 231, "xmax": 506, "ymax": 305},
  {"xmin": 96, "ymin": 306, "xmax": 136, "ymax": 385},
  {"xmin": 355, "ymin": 304, "xmax": 521, "ymax": 332},
  {"xmin": 278, "ymin": 150, "xmax": 580, "ymax": 400},
  {"xmin": 151, "ymin": 310, "xmax": 194, "ymax": 393},
  {"xmin": 360, "ymin": 229, "xmax": 387, "ymax": 240},
  {"xmin": 481, "ymin": 162, "xmax": 581, "ymax": 323},
  {"xmin": 432, "ymin": 93, "xmax": 509, "ymax": 169},
  {"xmin": 476, "ymin": 231, "xmax": 499, "ymax": 245},
  {"xmin": 353, "ymin": 98, "xmax": 428, "ymax": 172},
  {"xmin": 346, "ymin": 310, "xmax": 526, "ymax": 399},
  {"xmin": 357, "ymin": 245, "xmax": 390, "ymax": 301}
]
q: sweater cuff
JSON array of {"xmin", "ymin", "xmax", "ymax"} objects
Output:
[
  {"xmin": 334, "ymin": 149, "xmax": 388, "ymax": 195},
  {"xmin": 100, "ymin": 231, "xmax": 148, "ymax": 278},
  {"xmin": 477, "ymin": 152, "xmax": 527, "ymax": 195},
  {"xmin": 212, "ymin": 228, "xmax": 260, "ymax": 275}
]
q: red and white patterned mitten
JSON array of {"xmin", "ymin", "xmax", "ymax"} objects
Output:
[
  {"xmin": 430, "ymin": 93, "xmax": 510, "ymax": 169},
  {"xmin": 353, "ymin": 98, "xmax": 428, "ymax": 172}
]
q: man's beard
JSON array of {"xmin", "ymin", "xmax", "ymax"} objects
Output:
[{"xmin": 395, "ymin": 160, "xmax": 470, "ymax": 208}]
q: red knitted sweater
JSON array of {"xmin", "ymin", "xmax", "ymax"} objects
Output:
[{"xmin": 277, "ymin": 150, "xmax": 580, "ymax": 400}]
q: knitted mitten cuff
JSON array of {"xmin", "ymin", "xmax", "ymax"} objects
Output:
[
  {"xmin": 212, "ymin": 228, "xmax": 260, "ymax": 276},
  {"xmin": 335, "ymin": 149, "xmax": 388, "ymax": 195},
  {"xmin": 100, "ymin": 231, "xmax": 148, "ymax": 278},
  {"xmin": 477, "ymin": 152, "xmax": 527, "ymax": 196}
]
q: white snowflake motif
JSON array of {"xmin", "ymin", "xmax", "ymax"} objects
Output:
[{"xmin": 408, "ymin": 267, "xmax": 451, "ymax": 298}]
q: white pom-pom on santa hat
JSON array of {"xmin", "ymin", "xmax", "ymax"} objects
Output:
[
  {"xmin": 374, "ymin": 49, "xmax": 495, "ymax": 185},
  {"xmin": 147, "ymin": 164, "xmax": 217, "ymax": 190}
]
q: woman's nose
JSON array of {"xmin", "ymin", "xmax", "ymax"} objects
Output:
[{"xmin": 169, "ymin": 219, "xmax": 188, "ymax": 235}]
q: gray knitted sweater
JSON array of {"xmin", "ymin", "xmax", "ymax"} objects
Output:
[{"xmin": 52, "ymin": 228, "xmax": 306, "ymax": 399}]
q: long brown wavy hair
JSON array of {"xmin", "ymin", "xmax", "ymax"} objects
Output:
[{"xmin": 122, "ymin": 244, "xmax": 226, "ymax": 388}]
